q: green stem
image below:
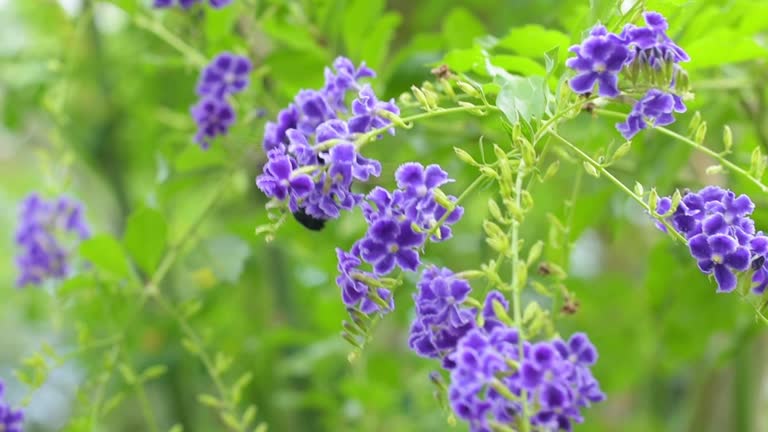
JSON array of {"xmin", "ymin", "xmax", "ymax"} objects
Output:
[
  {"xmin": 510, "ymin": 160, "xmax": 531, "ymax": 432},
  {"xmin": 549, "ymin": 131, "xmax": 688, "ymax": 244},
  {"xmin": 534, "ymin": 96, "xmax": 599, "ymax": 143},
  {"xmin": 144, "ymin": 173, "xmax": 232, "ymax": 297},
  {"xmin": 424, "ymin": 175, "xmax": 489, "ymax": 241},
  {"xmin": 355, "ymin": 105, "xmax": 501, "ymax": 149},
  {"xmin": 134, "ymin": 372, "xmax": 160, "ymax": 432},
  {"xmin": 134, "ymin": 15, "xmax": 208, "ymax": 67},
  {"xmin": 150, "ymin": 293, "xmax": 246, "ymax": 431},
  {"xmin": 594, "ymin": 108, "xmax": 768, "ymax": 193}
]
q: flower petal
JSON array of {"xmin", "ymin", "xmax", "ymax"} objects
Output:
[{"xmin": 714, "ymin": 264, "xmax": 737, "ymax": 292}]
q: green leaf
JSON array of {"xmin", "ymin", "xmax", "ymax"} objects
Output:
[
  {"xmin": 124, "ymin": 207, "xmax": 167, "ymax": 274},
  {"xmin": 441, "ymin": 47, "xmax": 484, "ymax": 73},
  {"xmin": 685, "ymin": 29, "xmax": 768, "ymax": 70},
  {"xmin": 202, "ymin": 235, "xmax": 252, "ymax": 283},
  {"xmin": 442, "ymin": 8, "xmax": 486, "ymax": 49},
  {"xmin": 205, "ymin": 1, "xmax": 240, "ymax": 43},
  {"xmin": 261, "ymin": 13, "xmax": 326, "ymax": 54},
  {"xmin": 495, "ymin": 76, "xmax": 547, "ymax": 124},
  {"xmin": 174, "ymin": 145, "xmax": 228, "ymax": 172},
  {"xmin": 359, "ymin": 12, "xmax": 401, "ymax": 71},
  {"xmin": 342, "ymin": 0, "xmax": 385, "ymax": 60},
  {"xmin": 104, "ymin": 0, "xmax": 137, "ymax": 14},
  {"xmin": 498, "ymin": 25, "xmax": 570, "ymax": 58},
  {"xmin": 79, "ymin": 235, "xmax": 130, "ymax": 278},
  {"xmin": 489, "ymin": 55, "xmax": 546, "ymax": 77}
]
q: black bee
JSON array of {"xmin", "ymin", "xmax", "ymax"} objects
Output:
[
  {"xmin": 292, "ymin": 208, "xmax": 327, "ymax": 231},
  {"xmin": 752, "ymin": 256, "xmax": 766, "ymax": 271}
]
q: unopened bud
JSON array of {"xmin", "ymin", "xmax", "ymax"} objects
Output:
[
  {"xmin": 456, "ymin": 81, "xmax": 481, "ymax": 99},
  {"xmin": 454, "ymin": 147, "xmax": 479, "ymax": 166},
  {"xmin": 723, "ymin": 125, "xmax": 733, "ymax": 153},
  {"xmin": 694, "ymin": 121, "xmax": 707, "ymax": 144}
]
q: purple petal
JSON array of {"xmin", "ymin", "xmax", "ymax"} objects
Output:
[
  {"xmin": 569, "ymin": 72, "xmax": 598, "ymax": 94},
  {"xmin": 688, "ymin": 234, "xmax": 711, "ymax": 260},
  {"xmin": 369, "ymin": 219, "xmax": 400, "ymax": 243},
  {"xmin": 395, "ymin": 248, "xmax": 420, "ymax": 271},
  {"xmin": 373, "ymin": 254, "xmax": 396, "ymax": 275},
  {"xmin": 396, "ymin": 162, "xmax": 425, "ymax": 189},
  {"xmin": 708, "ymin": 234, "xmax": 737, "ymax": 255},
  {"xmin": 714, "ymin": 264, "xmax": 737, "ymax": 292},
  {"xmin": 724, "ymin": 247, "xmax": 750, "ymax": 271}
]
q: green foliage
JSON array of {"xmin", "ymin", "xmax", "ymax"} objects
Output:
[
  {"xmin": 124, "ymin": 207, "xmax": 168, "ymax": 274},
  {"xmin": 2, "ymin": 1, "xmax": 768, "ymax": 432}
]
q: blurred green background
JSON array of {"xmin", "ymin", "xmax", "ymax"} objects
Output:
[{"xmin": 2, "ymin": 0, "xmax": 768, "ymax": 431}]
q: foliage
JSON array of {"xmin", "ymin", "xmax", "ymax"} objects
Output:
[{"xmin": 1, "ymin": 0, "xmax": 768, "ymax": 431}]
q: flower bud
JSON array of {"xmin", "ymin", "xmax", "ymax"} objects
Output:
[
  {"xmin": 456, "ymin": 81, "xmax": 481, "ymax": 99},
  {"xmin": 694, "ymin": 121, "xmax": 708, "ymax": 144},
  {"xmin": 723, "ymin": 125, "xmax": 733, "ymax": 153},
  {"xmin": 454, "ymin": 147, "xmax": 479, "ymax": 166},
  {"xmin": 634, "ymin": 181, "xmax": 644, "ymax": 197},
  {"xmin": 705, "ymin": 164, "xmax": 723, "ymax": 175},
  {"xmin": 487, "ymin": 198, "xmax": 506, "ymax": 223},
  {"xmin": 611, "ymin": 141, "xmax": 632, "ymax": 162},
  {"xmin": 583, "ymin": 161, "xmax": 600, "ymax": 177},
  {"xmin": 543, "ymin": 160, "xmax": 560, "ymax": 181},
  {"xmin": 411, "ymin": 85, "xmax": 430, "ymax": 109}
]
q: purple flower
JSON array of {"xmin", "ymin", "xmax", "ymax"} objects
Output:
[
  {"xmin": 15, "ymin": 194, "xmax": 90, "ymax": 288},
  {"xmin": 335, "ymin": 248, "xmax": 394, "ymax": 315},
  {"xmin": 263, "ymin": 105, "xmax": 299, "ymax": 153},
  {"xmin": 393, "ymin": 162, "xmax": 463, "ymax": 242},
  {"xmin": 566, "ymin": 25, "xmax": 631, "ymax": 97},
  {"xmin": 396, "ymin": 162, "xmax": 451, "ymax": 203},
  {"xmin": 257, "ymin": 57, "xmax": 397, "ymax": 222},
  {"xmin": 153, "ymin": 0, "xmax": 232, "ymax": 9},
  {"xmin": 616, "ymin": 89, "xmax": 686, "ymax": 139},
  {"xmin": 348, "ymin": 85, "xmax": 400, "ymax": 135},
  {"xmin": 255, "ymin": 154, "xmax": 314, "ymax": 209},
  {"xmin": 358, "ymin": 218, "xmax": 425, "ymax": 274},
  {"xmin": 323, "ymin": 57, "xmax": 376, "ymax": 111},
  {"xmin": 191, "ymin": 97, "xmax": 235, "ymax": 149},
  {"xmin": 0, "ymin": 380, "xmax": 24, "ymax": 432},
  {"xmin": 621, "ymin": 12, "xmax": 689, "ymax": 68},
  {"xmin": 408, "ymin": 267, "xmax": 477, "ymax": 366},
  {"xmin": 448, "ymin": 326, "xmax": 523, "ymax": 432},
  {"xmin": 688, "ymin": 232, "xmax": 750, "ymax": 292},
  {"xmin": 654, "ymin": 187, "xmax": 768, "ymax": 294},
  {"xmin": 196, "ymin": 53, "xmax": 252, "ymax": 98}
]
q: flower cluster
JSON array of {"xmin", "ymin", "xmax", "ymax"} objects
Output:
[
  {"xmin": 15, "ymin": 194, "xmax": 90, "ymax": 287},
  {"xmin": 333, "ymin": 164, "xmax": 464, "ymax": 317},
  {"xmin": 449, "ymin": 327, "xmax": 605, "ymax": 432},
  {"xmin": 404, "ymin": 266, "xmax": 605, "ymax": 431},
  {"xmin": 256, "ymin": 57, "xmax": 399, "ymax": 225},
  {"xmin": 408, "ymin": 267, "xmax": 478, "ymax": 368},
  {"xmin": 191, "ymin": 52, "xmax": 252, "ymax": 149},
  {"xmin": 153, "ymin": 0, "xmax": 231, "ymax": 9},
  {"xmin": 0, "ymin": 380, "xmax": 25, "ymax": 432},
  {"xmin": 656, "ymin": 186, "xmax": 768, "ymax": 293},
  {"xmin": 567, "ymin": 11, "xmax": 689, "ymax": 139}
]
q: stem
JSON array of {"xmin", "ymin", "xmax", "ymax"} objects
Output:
[
  {"xmin": 534, "ymin": 96, "xmax": 599, "ymax": 143},
  {"xmin": 510, "ymin": 160, "xmax": 531, "ymax": 432},
  {"xmin": 562, "ymin": 168, "xmax": 584, "ymax": 266},
  {"xmin": 144, "ymin": 173, "xmax": 232, "ymax": 297},
  {"xmin": 134, "ymin": 15, "xmax": 208, "ymax": 68},
  {"xmin": 134, "ymin": 374, "xmax": 160, "ymax": 432},
  {"xmin": 549, "ymin": 131, "xmax": 688, "ymax": 244},
  {"xmin": 355, "ymin": 105, "xmax": 501, "ymax": 149},
  {"xmin": 424, "ymin": 175, "xmax": 489, "ymax": 241},
  {"xmin": 594, "ymin": 108, "xmax": 768, "ymax": 193}
]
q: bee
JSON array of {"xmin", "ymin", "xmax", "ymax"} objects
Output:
[
  {"xmin": 292, "ymin": 208, "xmax": 327, "ymax": 231},
  {"xmin": 752, "ymin": 256, "xmax": 765, "ymax": 271}
]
